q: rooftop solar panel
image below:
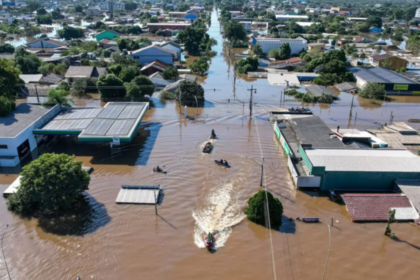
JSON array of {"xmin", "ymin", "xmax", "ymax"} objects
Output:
[
  {"xmin": 83, "ymin": 119, "xmax": 114, "ymax": 135},
  {"xmin": 106, "ymin": 119, "xmax": 135, "ymax": 136},
  {"xmin": 98, "ymin": 106, "xmax": 125, "ymax": 119},
  {"xmin": 118, "ymin": 105, "xmax": 144, "ymax": 119}
]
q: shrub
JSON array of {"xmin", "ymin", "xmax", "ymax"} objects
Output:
[{"xmin": 159, "ymin": 90, "xmax": 177, "ymax": 100}]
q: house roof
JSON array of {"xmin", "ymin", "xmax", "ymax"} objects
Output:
[
  {"xmin": 179, "ymin": 74, "xmax": 197, "ymax": 82},
  {"xmin": 275, "ymin": 57, "xmax": 302, "ymax": 64},
  {"xmin": 306, "ymin": 85, "xmax": 333, "ymax": 96},
  {"xmin": 348, "ymin": 67, "xmax": 418, "ymax": 84},
  {"xmin": 149, "ymin": 72, "xmax": 165, "ymax": 80},
  {"xmin": 131, "ymin": 45, "xmax": 177, "ymax": 56},
  {"xmin": 97, "ymin": 29, "xmax": 122, "ymax": 36},
  {"xmin": 341, "ymin": 193, "xmax": 414, "ymax": 221},
  {"xmin": 305, "ymin": 148, "xmax": 420, "ymax": 172},
  {"xmin": 161, "ymin": 41, "xmax": 182, "ymax": 49},
  {"xmin": 396, "ymin": 180, "xmax": 420, "ymax": 215},
  {"xmin": 99, "ymin": 39, "xmax": 118, "ymax": 45},
  {"xmin": 370, "ymin": 54, "xmax": 392, "ymax": 61},
  {"xmin": 65, "ymin": 66, "xmax": 94, "ymax": 78},
  {"xmin": 141, "ymin": 60, "xmax": 171, "ymax": 72},
  {"xmin": 26, "ymin": 38, "xmax": 67, "ymax": 47},
  {"xmin": 39, "ymin": 74, "xmax": 64, "ymax": 85},
  {"xmin": 334, "ymin": 82, "xmax": 359, "ymax": 92},
  {"xmin": 19, "ymin": 74, "xmax": 43, "ymax": 84}
]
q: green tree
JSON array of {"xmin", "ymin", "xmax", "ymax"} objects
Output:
[
  {"xmin": 124, "ymin": 75, "xmax": 154, "ymax": 100},
  {"xmin": 58, "ymin": 26, "xmax": 85, "ymax": 40},
  {"xmin": 0, "ymin": 96, "xmax": 15, "ymax": 117},
  {"xmin": 75, "ymin": 5, "xmax": 83, "ymax": 13},
  {"xmin": 178, "ymin": 27, "xmax": 206, "ymax": 55},
  {"xmin": 70, "ymin": 79, "xmax": 88, "ymax": 97},
  {"xmin": 177, "ymin": 3, "xmax": 189, "ymax": 12},
  {"xmin": 7, "ymin": 153, "xmax": 90, "ymax": 216},
  {"xmin": 150, "ymin": 16, "xmax": 158, "ymax": 23},
  {"xmin": 176, "ymin": 80, "xmax": 205, "ymax": 106},
  {"xmin": 97, "ymin": 74, "xmax": 126, "ymax": 100},
  {"xmin": 51, "ymin": 8, "xmax": 64, "ymax": 20},
  {"xmin": 38, "ymin": 63, "xmax": 55, "ymax": 75},
  {"xmin": 36, "ymin": 8, "xmax": 47, "ymax": 15},
  {"xmin": 235, "ymin": 56, "xmax": 258, "ymax": 74},
  {"xmin": 407, "ymin": 35, "xmax": 420, "ymax": 55},
  {"xmin": 119, "ymin": 65, "xmax": 140, "ymax": 82},
  {"xmin": 26, "ymin": 0, "xmax": 41, "ymax": 12},
  {"xmin": 159, "ymin": 90, "xmax": 176, "ymax": 100},
  {"xmin": 367, "ymin": 16, "xmax": 382, "ymax": 28},
  {"xmin": 45, "ymin": 88, "xmax": 72, "ymax": 106},
  {"xmin": 189, "ymin": 56, "xmax": 209, "ymax": 75},
  {"xmin": 162, "ymin": 67, "xmax": 178, "ymax": 80},
  {"xmin": 117, "ymin": 38, "xmax": 139, "ymax": 51},
  {"xmin": 384, "ymin": 209, "xmax": 396, "ymax": 237},
  {"xmin": 223, "ymin": 20, "xmax": 247, "ymax": 42},
  {"xmin": 253, "ymin": 44, "xmax": 263, "ymax": 57},
  {"xmin": 0, "ymin": 43, "xmax": 15, "ymax": 53},
  {"xmin": 53, "ymin": 64, "xmax": 68, "ymax": 75},
  {"xmin": 359, "ymin": 82, "xmax": 386, "ymax": 100},
  {"xmin": 14, "ymin": 47, "xmax": 42, "ymax": 74},
  {"xmin": 278, "ymin": 43, "xmax": 291, "ymax": 60},
  {"xmin": 245, "ymin": 190, "xmax": 283, "ymax": 228},
  {"xmin": 36, "ymin": 14, "xmax": 53, "ymax": 24},
  {"xmin": 0, "ymin": 58, "xmax": 23, "ymax": 105}
]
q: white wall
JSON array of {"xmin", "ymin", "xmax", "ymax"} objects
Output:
[
  {"xmin": 0, "ymin": 105, "xmax": 60, "ymax": 167},
  {"xmin": 256, "ymin": 39, "xmax": 307, "ymax": 55}
]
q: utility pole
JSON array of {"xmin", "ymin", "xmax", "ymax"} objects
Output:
[
  {"xmin": 247, "ymin": 85, "xmax": 257, "ymax": 116},
  {"xmin": 389, "ymin": 111, "xmax": 394, "ymax": 124},
  {"xmin": 349, "ymin": 93, "xmax": 355, "ymax": 117},
  {"xmin": 35, "ymin": 85, "xmax": 40, "ymax": 104},
  {"xmin": 260, "ymin": 157, "xmax": 264, "ymax": 187},
  {"xmin": 154, "ymin": 189, "xmax": 158, "ymax": 215}
]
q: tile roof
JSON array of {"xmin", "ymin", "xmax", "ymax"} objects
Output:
[
  {"xmin": 39, "ymin": 74, "xmax": 64, "ymax": 85},
  {"xmin": 19, "ymin": 74, "xmax": 43, "ymax": 84},
  {"xmin": 342, "ymin": 193, "xmax": 413, "ymax": 221},
  {"xmin": 141, "ymin": 60, "xmax": 171, "ymax": 72},
  {"xmin": 396, "ymin": 180, "xmax": 420, "ymax": 215},
  {"xmin": 65, "ymin": 66, "xmax": 94, "ymax": 78}
]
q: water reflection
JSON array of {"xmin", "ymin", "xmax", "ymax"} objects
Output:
[{"xmin": 37, "ymin": 193, "xmax": 110, "ymax": 236}]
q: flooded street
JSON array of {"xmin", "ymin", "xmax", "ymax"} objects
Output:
[{"xmin": 1, "ymin": 9, "xmax": 420, "ymax": 280}]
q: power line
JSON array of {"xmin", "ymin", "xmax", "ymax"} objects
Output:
[{"xmin": 1, "ymin": 224, "xmax": 11, "ymax": 280}]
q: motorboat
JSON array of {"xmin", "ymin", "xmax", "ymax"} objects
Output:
[
  {"xmin": 214, "ymin": 160, "xmax": 230, "ymax": 168},
  {"xmin": 203, "ymin": 142, "xmax": 212, "ymax": 153},
  {"xmin": 153, "ymin": 167, "xmax": 167, "ymax": 174},
  {"xmin": 204, "ymin": 233, "xmax": 215, "ymax": 248}
]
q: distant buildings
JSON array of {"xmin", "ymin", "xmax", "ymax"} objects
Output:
[
  {"xmin": 249, "ymin": 35, "xmax": 307, "ymax": 55},
  {"xmin": 416, "ymin": 8, "xmax": 420, "ymax": 19},
  {"xmin": 146, "ymin": 23, "xmax": 191, "ymax": 33},
  {"xmin": 86, "ymin": 6, "xmax": 102, "ymax": 16},
  {"xmin": 65, "ymin": 66, "xmax": 107, "ymax": 83},
  {"xmin": 275, "ymin": 15, "xmax": 308, "ymax": 21},
  {"xmin": 369, "ymin": 27, "xmax": 382, "ymax": 33},
  {"xmin": 100, "ymin": 1, "xmax": 125, "ymax": 11}
]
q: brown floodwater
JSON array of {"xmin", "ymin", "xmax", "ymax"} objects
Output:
[{"xmin": 1, "ymin": 9, "xmax": 420, "ymax": 280}]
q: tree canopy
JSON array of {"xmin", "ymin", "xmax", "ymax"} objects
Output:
[
  {"xmin": 14, "ymin": 47, "xmax": 42, "ymax": 74},
  {"xmin": 124, "ymin": 75, "xmax": 154, "ymax": 101},
  {"xmin": 178, "ymin": 26, "xmax": 206, "ymax": 55},
  {"xmin": 117, "ymin": 38, "xmax": 139, "ymax": 51},
  {"xmin": 359, "ymin": 82, "xmax": 386, "ymax": 100},
  {"xmin": 176, "ymin": 80, "xmax": 205, "ymax": 106},
  {"xmin": 245, "ymin": 190, "xmax": 283, "ymax": 228},
  {"xmin": 223, "ymin": 19, "xmax": 247, "ymax": 42},
  {"xmin": 7, "ymin": 153, "xmax": 90, "ymax": 216},
  {"xmin": 0, "ymin": 43, "xmax": 15, "ymax": 54},
  {"xmin": 58, "ymin": 26, "xmax": 85, "ymax": 40},
  {"xmin": 163, "ymin": 67, "xmax": 178, "ymax": 80},
  {"xmin": 189, "ymin": 56, "xmax": 209, "ymax": 75},
  {"xmin": 235, "ymin": 56, "xmax": 258, "ymax": 74},
  {"xmin": 97, "ymin": 74, "xmax": 126, "ymax": 100}
]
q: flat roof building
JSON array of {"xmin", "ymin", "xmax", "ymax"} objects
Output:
[
  {"xmin": 300, "ymin": 148, "xmax": 420, "ymax": 191},
  {"xmin": 348, "ymin": 67, "xmax": 420, "ymax": 95},
  {"xmin": 0, "ymin": 104, "xmax": 60, "ymax": 168}
]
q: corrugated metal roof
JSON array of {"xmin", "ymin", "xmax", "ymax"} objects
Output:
[
  {"xmin": 305, "ymin": 148, "xmax": 420, "ymax": 172},
  {"xmin": 342, "ymin": 193, "xmax": 413, "ymax": 221},
  {"xmin": 348, "ymin": 67, "xmax": 419, "ymax": 84}
]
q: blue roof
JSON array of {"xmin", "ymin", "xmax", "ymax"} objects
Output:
[{"xmin": 185, "ymin": 14, "xmax": 197, "ymax": 19}]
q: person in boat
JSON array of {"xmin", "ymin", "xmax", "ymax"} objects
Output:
[
  {"xmin": 220, "ymin": 159, "xmax": 224, "ymax": 164},
  {"xmin": 156, "ymin": 165, "xmax": 162, "ymax": 172},
  {"xmin": 224, "ymin": 160, "xmax": 229, "ymax": 166},
  {"xmin": 211, "ymin": 129, "xmax": 216, "ymax": 138}
]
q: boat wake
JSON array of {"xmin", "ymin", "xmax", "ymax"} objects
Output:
[{"xmin": 192, "ymin": 183, "xmax": 245, "ymax": 249}]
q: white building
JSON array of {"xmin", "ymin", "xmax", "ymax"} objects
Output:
[
  {"xmin": 0, "ymin": 104, "xmax": 60, "ymax": 167},
  {"xmin": 100, "ymin": 1, "xmax": 125, "ymax": 11},
  {"xmin": 415, "ymin": 8, "xmax": 420, "ymax": 19},
  {"xmin": 250, "ymin": 35, "xmax": 307, "ymax": 55}
]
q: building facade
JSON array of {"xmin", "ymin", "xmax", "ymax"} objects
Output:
[
  {"xmin": 100, "ymin": 1, "xmax": 125, "ymax": 11},
  {"xmin": 250, "ymin": 35, "xmax": 307, "ymax": 55},
  {"xmin": 130, "ymin": 46, "xmax": 174, "ymax": 65}
]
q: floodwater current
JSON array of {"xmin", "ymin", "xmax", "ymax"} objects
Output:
[{"xmin": 1, "ymin": 8, "xmax": 420, "ymax": 280}]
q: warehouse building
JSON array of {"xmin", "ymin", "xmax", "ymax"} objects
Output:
[
  {"xmin": 300, "ymin": 147, "xmax": 420, "ymax": 191},
  {"xmin": 348, "ymin": 67, "xmax": 420, "ymax": 95}
]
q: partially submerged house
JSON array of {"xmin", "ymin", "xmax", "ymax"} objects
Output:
[
  {"xmin": 249, "ymin": 34, "xmax": 307, "ymax": 55},
  {"xmin": 65, "ymin": 66, "xmax": 107, "ymax": 83},
  {"xmin": 95, "ymin": 30, "xmax": 121, "ymax": 41},
  {"xmin": 130, "ymin": 45, "xmax": 176, "ymax": 66}
]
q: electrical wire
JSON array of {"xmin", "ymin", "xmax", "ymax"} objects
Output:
[{"xmin": 1, "ymin": 224, "xmax": 11, "ymax": 280}]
